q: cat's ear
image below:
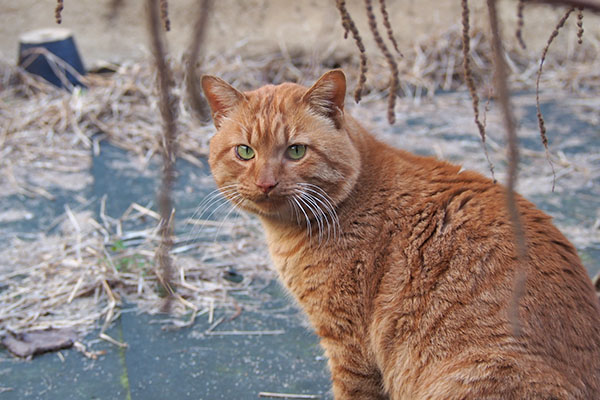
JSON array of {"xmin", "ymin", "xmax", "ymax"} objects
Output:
[
  {"xmin": 302, "ymin": 70, "xmax": 346, "ymax": 128},
  {"xmin": 201, "ymin": 75, "xmax": 247, "ymax": 129}
]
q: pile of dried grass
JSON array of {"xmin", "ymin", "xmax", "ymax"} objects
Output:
[
  {"xmin": 0, "ymin": 200, "xmax": 269, "ymax": 341},
  {"xmin": 1, "ymin": 25, "xmax": 598, "ymax": 341}
]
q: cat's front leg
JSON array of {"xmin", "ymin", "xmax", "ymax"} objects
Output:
[
  {"xmin": 324, "ymin": 344, "xmax": 388, "ymax": 400},
  {"xmin": 329, "ymin": 360, "xmax": 388, "ymax": 399}
]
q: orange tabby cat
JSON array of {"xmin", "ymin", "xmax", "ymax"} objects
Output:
[{"xmin": 201, "ymin": 70, "xmax": 600, "ymax": 399}]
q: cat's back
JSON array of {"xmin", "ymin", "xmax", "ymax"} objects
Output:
[{"xmin": 368, "ymin": 147, "xmax": 600, "ymax": 398}]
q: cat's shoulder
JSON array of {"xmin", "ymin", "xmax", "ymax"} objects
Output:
[{"xmin": 390, "ymin": 147, "xmax": 492, "ymax": 187}]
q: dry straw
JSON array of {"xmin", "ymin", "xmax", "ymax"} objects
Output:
[{"xmin": 0, "ymin": 201, "xmax": 270, "ymax": 341}]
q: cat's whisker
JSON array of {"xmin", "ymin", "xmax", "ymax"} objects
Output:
[
  {"xmin": 213, "ymin": 194, "xmax": 245, "ymax": 243},
  {"xmin": 186, "ymin": 185, "xmax": 241, "ymax": 243},
  {"xmin": 198, "ymin": 184, "xmax": 239, "ymax": 203},
  {"xmin": 297, "ymin": 184, "xmax": 339, "ymax": 223},
  {"xmin": 200, "ymin": 194, "xmax": 239, "ymax": 225},
  {"xmin": 297, "ymin": 191, "xmax": 329, "ymax": 245},
  {"xmin": 286, "ymin": 198, "xmax": 301, "ymax": 226},
  {"xmin": 189, "ymin": 184, "xmax": 239, "ymax": 218},
  {"xmin": 187, "ymin": 186, "xmax": 239, "ymax": 229},
  {"xmin": 311, "ymin": 190, "xmax": 340, "ymax": 241},
  {"xmin": 298, "ymin": 190, "xmax": 329, "ymax": 245},
  {"xmin": 289, "ymin": 197, "xmax": 305, "ymax": 227},
  {"xmin": 187, "ymin": 190, "xmax": 237, "ymax": 237},
  {"xmin": 295, "ymin": 193, "xmax": 323, "ymax": 244},
  {"xmin": 308, "ymin": 192, "xmax": 335, "ymax": 245},
  {"xmin": 297, "ymin": 184, "xmax": 339, "ymax": 228},
  {"xmin": 291, "ymin": 195, "xmax": 312, "ymax": 243},
  {"xmin": 297, "ymin": 183, "xmax": 341, "ymax": 242},
  {"xmin": 299, "ymin": 189, "xmax": 336, "ymax": 243},
  {"xmin": 188, "ymin": 198, "xmax": 234, "ymax": 243}
]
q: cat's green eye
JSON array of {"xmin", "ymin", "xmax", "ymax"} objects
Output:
[
  {"xmin": 287, "ymin": 144, "xmax": 306, "ymax": 160},
  {"xmin": 235, "ymin": 145, "xmax": 255, "ymax": 160}
]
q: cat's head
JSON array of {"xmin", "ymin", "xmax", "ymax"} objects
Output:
[{"xmin": 201, "ymin": 70, "xmax": 360, "ymax": 222}]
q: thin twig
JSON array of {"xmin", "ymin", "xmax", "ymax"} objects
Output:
[
  {"xmin": 258, "ymin": 392, "xmax": 321, "ymax": 399},
  {"xmin": 577, "ymin": 7, "xmax": 585, "ymax": 44},
  {"xmin": 55, "ymin": 0, "xmax": 64, "ymax": 24},
  {"xmin": 204, "ymin": 330, "xmax": 285, "ymax": 336},
  {"xmin": 536, "ymin": 7, "xmax": 574, "ymax": 191},
  {"xmin": 335, "ymin": 0, "xmax": 368, "ymax": 103},
  {"xmin": 378, "ymin": 0, "xmax": 402, "ymax": 55},
  {"xmin": 461, "ymin": 0, "xmax": 496, "ymax": 182},
  {"xmin": 365, "ymin": 0, "xmax": 399, "ymax": 124},
  {"xmin": 516, "ymin": 0, "xmax": 527, "ymax": 49},
  {"xmin": 186, "ymin": 0, "xmax": 212, "ymax": 122},
  {"xmin": 205, "ymin": 315, "xmax": 226, "ymax": 333},
  {"xmin": 147, "ymin": 0, "xmax": 178, "ymax": 310},
  {"xmin": 160, "ymin": 0, "xmax": 171, "ymax": 31},
  {"xmin": 99, "ymin": 332, "xmax": 128, "ymax": 348},
  {"xmin": 487, "ymin": 0, "xmax": 528, "ymax": 336}
]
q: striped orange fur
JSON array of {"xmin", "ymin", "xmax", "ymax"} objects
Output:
[{"xmin": 202, "ymin": 70, "xmax": 600, "ymax": 399}]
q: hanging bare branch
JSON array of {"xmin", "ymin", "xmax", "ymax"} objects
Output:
[
  {"xmin": 487, "ymin": 0, "xmax": 528, "ymax": 336},
  {"xmin": 186, "ymin": 0, "xmax": 212, "ymax": 122},
  {"xmin": 577, "ymin": 7, "xmax": 585, "ymax": 44},
  {"xmin": 335, "ymin": 0, "xmax": 368, "ymax": 103},
  {"xmin": 160, "ymin": 0, "xmax": 171, "ymax": 32},
  {"xmin": 536, "ymin": 7, "xmax": 574, "ymax": 192},
  {"xmin": 55, "ymin": 0, "xmax": 64, "ymax": 24},
  {"xmin": 147, "ymin": 0, "xmax": 178, "ymax": 310},
  {"xmin": 516, "ymin": 0, "xmax": 527, "ymax": 49},
  {"xmin": 461, "ymin": 0, "xmax": 496, "ymax": 182},
  {"xmin": 378, "ymin": 0, "xmax": 402, "ymax": 56},
  {"xmin": 364, "ymin": 0, "xmax": 399, "ymax": 124}
]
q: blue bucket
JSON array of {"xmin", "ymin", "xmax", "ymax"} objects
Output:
[{"xmin": 18, "ymin": 28, "xmax": 86, "ymax": 89}]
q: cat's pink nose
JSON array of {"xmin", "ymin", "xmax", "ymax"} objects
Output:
[{"xmin": 256, "ymin": 181, "xmax": 278, "ymax": 194}]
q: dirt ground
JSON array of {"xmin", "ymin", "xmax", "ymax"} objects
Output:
[{"xmin": 1, "ymin": 0, "xmax": 596, "ymax": 67}]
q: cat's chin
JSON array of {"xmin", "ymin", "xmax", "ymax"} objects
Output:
[{"xmin": 239, "ymin": 198, "xmax": 290, "ymax": 219}]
